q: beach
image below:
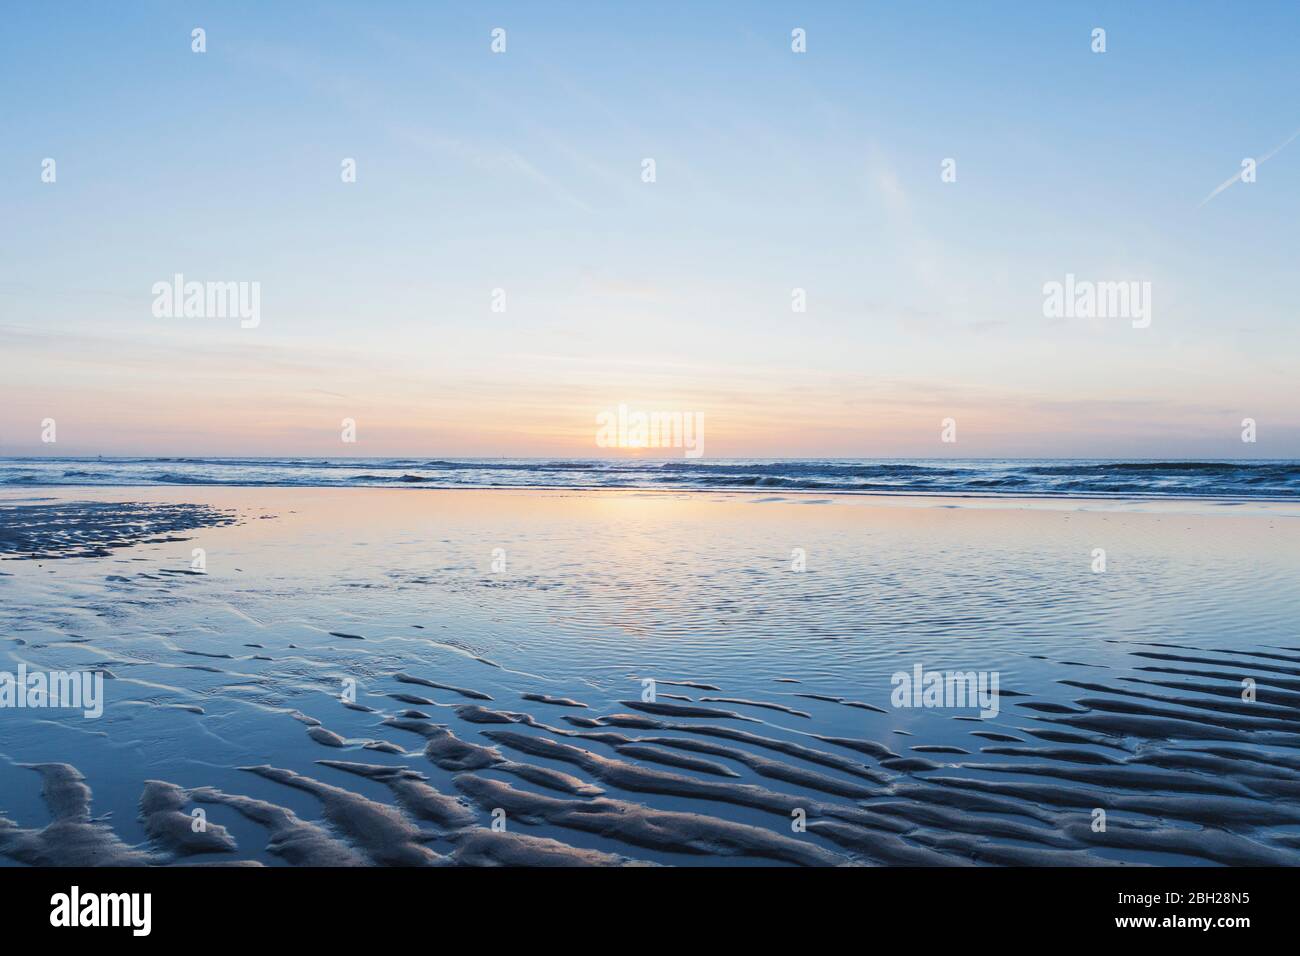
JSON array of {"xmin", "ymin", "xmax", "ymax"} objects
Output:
[{"xmin": 2, "ymin": 485, "xmax": 1298, "ymax": 867}]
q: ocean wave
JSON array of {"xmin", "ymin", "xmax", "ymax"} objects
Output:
[{"xmin": 1, "ymin": 458, "xmax": 1297, "ymax": 499}]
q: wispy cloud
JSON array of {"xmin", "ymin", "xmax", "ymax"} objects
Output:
[{"xmin": 1199, "ymin": 127, "xmax": 1300, "ymax": 206}]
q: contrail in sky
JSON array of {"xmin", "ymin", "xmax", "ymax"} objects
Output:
[{"xmin": 1200, "ymin": 127, "xmax": 1300, "ymax": 206}]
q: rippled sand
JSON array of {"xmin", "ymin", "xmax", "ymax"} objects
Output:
[{"xmin": 2, "ymin": 487, "xmax": 1298, "ymax": 866}]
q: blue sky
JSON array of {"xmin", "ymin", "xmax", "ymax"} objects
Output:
[{"xmin": 1, "ymin": 1, "xmax": 1297, "ymax": 457}]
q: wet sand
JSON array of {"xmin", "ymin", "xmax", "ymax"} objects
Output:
[{"xmin": 1, "ymin": 487, "xmax": 1298, "ymax": 866}]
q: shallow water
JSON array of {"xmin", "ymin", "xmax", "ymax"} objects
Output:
[{"xmin": 2, "ymin": 488, "xmax": 1298, "ymax": 866}]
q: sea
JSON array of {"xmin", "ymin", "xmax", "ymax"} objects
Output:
[{"xmin": 1, "ymin": 457, "xmax": 1297, "ymax": 498}]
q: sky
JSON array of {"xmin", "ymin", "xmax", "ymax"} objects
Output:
[{"xmin": 1, "ymin": 1, "xmax": 1297, "ymax": 459}]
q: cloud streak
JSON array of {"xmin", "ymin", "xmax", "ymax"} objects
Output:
[{"xmin": 1199, "ymin": 126, "xmax": 1300, "ymax": 206}]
